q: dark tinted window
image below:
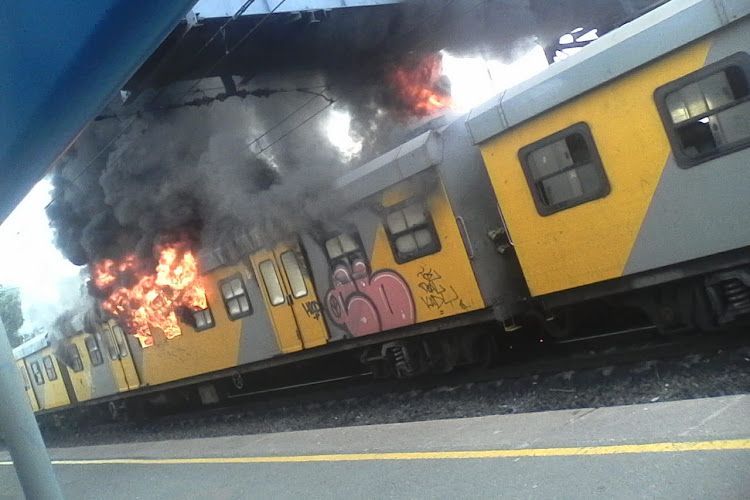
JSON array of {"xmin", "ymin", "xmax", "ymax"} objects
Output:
[{"xmin": 519, "ymin": 122, "xmax": 610, "ymax": 215}]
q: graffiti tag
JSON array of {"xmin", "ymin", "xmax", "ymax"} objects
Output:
[
  {"xmin": 302, "ymin": 300, "xmax": 323, "ymax": 320},
  {"xmin": 417, "ymin": 266, "xmax": 468, "ymax": 314}
]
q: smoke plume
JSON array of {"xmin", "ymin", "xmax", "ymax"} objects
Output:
[{"xmin": 47, "ymin": 82, "xmax": 345, "ymax": 268}]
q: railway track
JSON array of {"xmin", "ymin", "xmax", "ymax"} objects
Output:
[{"xmin": 34, "ymin": 325, "xmax": 750, "ymax": 449}]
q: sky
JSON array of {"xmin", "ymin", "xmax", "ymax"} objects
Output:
[
  {"xmin": 0, "ymin": 44, "xmax": 550, "ymax": 338},
  {"xmin": 0, "ymin": 179, "xmax": 84, "ymax": 336}
]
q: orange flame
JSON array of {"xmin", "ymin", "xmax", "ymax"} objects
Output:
[
  {"xmin": 388, "ymin": 53, "xmax": 452, "ymax": 117},
  {"xmin": 91, "ymin": 240, "xmax": 207, "ymax": 348}
]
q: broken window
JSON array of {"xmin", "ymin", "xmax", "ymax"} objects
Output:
[
  {"xmin": 219, "ymin": 275, "xmax": 253, "ymax": 320},
  {"xmin": 656, "ymin": 52, "xmax": 750, "ymax": 167},
  {"xmin": 384, "ymin": 201, "xmax": 441, "ymax": 263},
  {"xmin": 519, "ymin": 122, "xmax": 610, "ymax": 215},
  {"xmin": 42, "ymin": 355, "xmax": 58, "ymax": 381}
]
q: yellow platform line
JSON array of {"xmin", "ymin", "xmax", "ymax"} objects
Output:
[{"xmin": 2, "ymin": 439, "xmax": 749, "ymax": 466}]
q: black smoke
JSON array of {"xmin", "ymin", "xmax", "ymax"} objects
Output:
[
  {"xmin": 47, "ymin": 0, "xmax": 659, "ymax": 269},
  {"xmin": 47, "ymin": 85, "xmax": 343, "ymax": 266}
]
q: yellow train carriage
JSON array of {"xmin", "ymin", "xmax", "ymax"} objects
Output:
[
  {"xmin": 14, "ymin": 359, "xmax": 39, "ymax": 412},
  {"xmin": 60, "ymin": 324, "xmax": 141, "ymax": 403},
  {"xmin": 126, "ymin": 260, "xmax": 284, "ymax": 388},
  {"xmin": 468, "ymin": 0, "xmax": 750, "ymax": 326},
  {"xmin": 13, "ymin": 335, "xmax": 70, "ymax": 411}
]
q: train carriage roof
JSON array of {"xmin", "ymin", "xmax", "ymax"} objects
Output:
[
  {"xmin": 333, "ymin": 129, "xmax": 445, "ymax": 206},
  {"xmin": 466, "ymin": 0, "xmax": 750, "ymax": 144},
  {"xmin": 12, "ymin": 333, "xmax": 52, "ymax": 361}
]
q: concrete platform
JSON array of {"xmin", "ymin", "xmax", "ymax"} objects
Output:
[{"xmin": 2, "ymin": 395, "xmax": 749, "ymax": 499}]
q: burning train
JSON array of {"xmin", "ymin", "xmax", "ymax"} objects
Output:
[{"xmin": 13, "ymin": 0, "xmax": 750, "ymax": 416}]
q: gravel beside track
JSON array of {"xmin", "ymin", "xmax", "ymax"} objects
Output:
[{"xmin": 34, "ymin": 330, "xmax": 750, "ymax": 449}]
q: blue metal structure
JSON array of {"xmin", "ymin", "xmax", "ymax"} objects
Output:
[
  {"xmin": 0, "ymin": 0, "xmax": 198, "ymax": 224},
  {"xmin": 0, "ymin": 2, "xmax": 196, "ymax": 497}
]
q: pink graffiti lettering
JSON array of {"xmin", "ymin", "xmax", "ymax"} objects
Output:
[{"xmin": 325, "ymin": 258, "xmax": 416, "ymax": 337}]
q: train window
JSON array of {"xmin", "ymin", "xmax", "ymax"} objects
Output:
[
  {"xmin": 655, "ymin": 52, "xmax": 750, "ymax": 167},
  {"xmin": 219, "ymin": 275, "xmax": 253, "ymax": 320},
  {"xmin": 192, "ymin": 307, "xmax": 215, "ymax": 331},
  {"xmin": 384, "ymin": 202, "xmax": 441, "ymax": 263},
  {"xmin": 280, "ymin": 251, "xmax": 307, "ymax": 299},
  {"xmin": 42, "ymin": 356, "xmax": 58, "ymax": 381},
  {"xmin": 325, "ymin": 233, "xmax": 359, "ymax": 260},
  {"xmin": 325, "ymin": 233, "xmax": 366, "ymax": 271},
  {"xmin": 67, "ymin": 344, "xmax": 84, "ymax": 372},
  {"xmin": 101, "ymin": 326, "xmax": 120, "ymax": 361},
  {"xmin": 259, "ymin": 260, "xmax": 286, "ymax": 306},
  {"xmin": 519, "ymin": 122, "xmax": 610, "ymax": 216},
  {"xmin": 85, "ymin": 337, "xmax": 104, "ymax": 366},
  {"xmin": 111, "ymin": 324, "xmax": 129, "ymax": 358},
  {"xmin": 30, "ymin": 361, "xmax": 44, "ymax": 385}
]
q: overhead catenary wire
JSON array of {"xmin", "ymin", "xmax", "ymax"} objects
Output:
[
  {"xmin": 45, "ymin": 0, "xmax": 290, "ymax": 207},
  {"xmin": 47, "ymin": 0, "xmax": 478, "ymax": 206}
]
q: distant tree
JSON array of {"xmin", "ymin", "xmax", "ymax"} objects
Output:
[{"xmin": 0, "ymin": 286, "xmax": 24, "ymax": 347}]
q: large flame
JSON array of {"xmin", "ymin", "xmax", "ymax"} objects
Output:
[
  {"xmin": 91, "ymin": 239, "xmax": 207, "ymax": 348},
  {"xmin": 388, "ymin": 53, "xmax": 452, "ymax": 117}
]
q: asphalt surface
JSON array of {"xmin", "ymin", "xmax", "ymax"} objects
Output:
[{"xmin": 2, "ymin": 394, "xmax": 749, "ymax": 499}]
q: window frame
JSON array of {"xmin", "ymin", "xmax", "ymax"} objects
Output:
[
  {"xmin": 518, "ymin": 122, "xmax": 610, "ymax": 216},
  {"xmin": 382, "ymin": 200, "xmax": 442, "ymax": 264},
  {"xmin": 654, "ymin": 52, "xmax": 750, "ymax": 168},
  {"xmin": 192, "ymin": 305, "xmax": 216, "ymax": 331},
  {"xmin": 42, "ymin": 355, "xmax": 58, "ymax": 381},
  {"xmin": 259, "ymin": 260, "xmax": 286, "ymax": 307},
  {"xmin": 324, "ymin": 232, "xmax": 366, "ymax": 268},
  {"xmin": 218, "ymin": 274, "xmax": 253, "ymax": 320},
  {"xmin": 85, "ymin": 336, "xmax": 104, "ymax": 366},
  {"xmin": 101, "ymin": 325, "xmax": 120, "ymax": 361},
  {"xmin": 111, "ymin": 324, "xmax": 129, "ymax": 358},
  {"xmin": 279, "ymin": 250, "xmax": 308, "ymax": 299},
  {"xmin": 30, "ymin": 361, "xmax": 44, "ymax": 385},
  {"xmin": 67, "ymin": 344, "xmax": 84, "ymax": 372}
]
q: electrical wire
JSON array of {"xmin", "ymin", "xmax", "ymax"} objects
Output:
[
  {"xmin": 45, "ymin": 0, "xmax": 289, "ymax": 206},
  {"xmin": 47, "ymin": 0, "xmax": 471, "ymax": 205}
]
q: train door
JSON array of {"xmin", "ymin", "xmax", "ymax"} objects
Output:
[
  {"xmin": 250, "ymin": 243, "xmax": 329, "ymax": 353},
  {"xmin": 17, "ymin": 360, "xmax": 39, "ymax": 411},
  {"xmin": 101, "ymin": 320, "xmax": 140, "ymax": 391}
]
